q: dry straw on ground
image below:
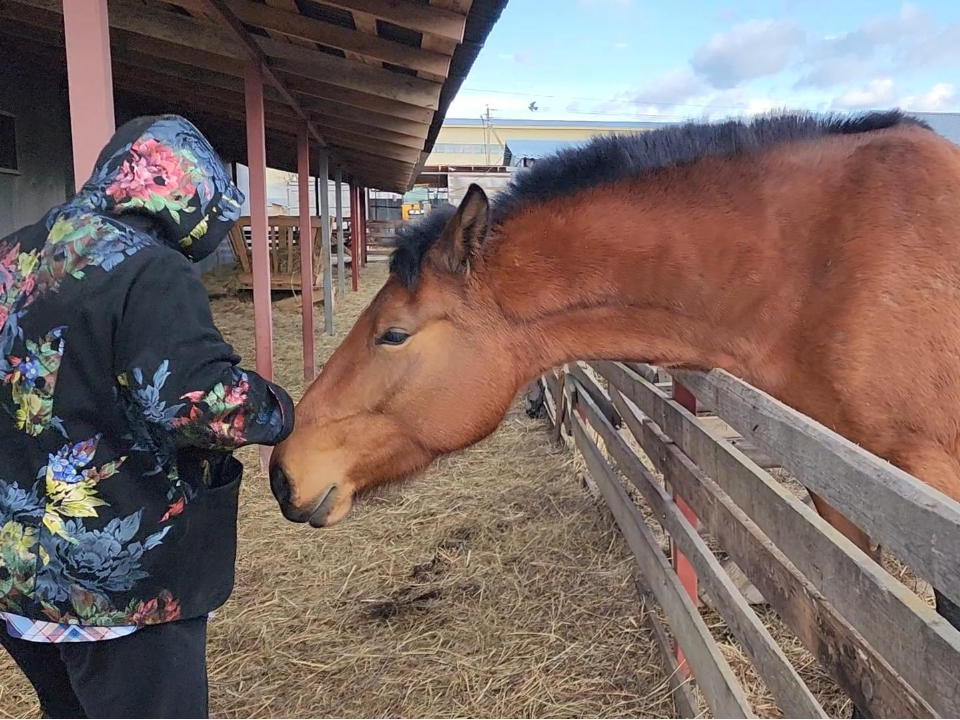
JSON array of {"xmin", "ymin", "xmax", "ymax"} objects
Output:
[{"xmin": 1, "ymin": 263, "xmax": 673, "ymax": 719}]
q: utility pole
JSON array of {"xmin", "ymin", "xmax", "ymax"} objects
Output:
[{"xmin": 484, "ymin": 104, "xmax": 492, "ymax": 165}]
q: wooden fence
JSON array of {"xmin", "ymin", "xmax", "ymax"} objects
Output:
[{"xmin": 540, "ymin": 362, "xmax": 960, "ymax": 718}]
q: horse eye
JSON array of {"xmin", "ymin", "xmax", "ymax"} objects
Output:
[{"xmin": 377, "ymin": 329, "xmax": 410, "ymax": 346}]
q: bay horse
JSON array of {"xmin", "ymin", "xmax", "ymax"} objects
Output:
[{"xmin": 270, "ymin": 110, "xmax": 960, "ymax": 635}]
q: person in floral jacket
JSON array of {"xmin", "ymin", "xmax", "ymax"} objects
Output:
[{"xmin": 0, "ymin": 116, "xmax": 294, "ymax": 717}]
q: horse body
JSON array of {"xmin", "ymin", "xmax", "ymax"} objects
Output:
[
  {"xmin": 271, "ymin": 112, "xmax": 960, "ymax": 634},
  {"xmin": 485, "ymin": 124, "xmax": 960, "ymax": 545}
]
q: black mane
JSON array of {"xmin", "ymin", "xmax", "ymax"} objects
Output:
[
  {"xmin": 391, "ymin": 110, "xmax": 930, "ymax": 289},
  {"xmin": 390, "ymin": 204, "xmax": 458, "ymax": 290}
]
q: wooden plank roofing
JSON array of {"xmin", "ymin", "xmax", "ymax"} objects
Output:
[{"xmin": 0, "ymin": 0, "xmax": 507, "ymax": 191}]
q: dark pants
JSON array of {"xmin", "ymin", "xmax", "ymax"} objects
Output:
[{"xmin": 0, "ymin": 616, "xmax": 208, "ymax": 719}]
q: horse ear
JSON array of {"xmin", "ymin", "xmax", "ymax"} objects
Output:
[{"xmin": 433, "ymin": 183, "xmax": 490, "ymax": 275}]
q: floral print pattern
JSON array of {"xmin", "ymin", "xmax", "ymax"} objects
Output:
[
  {"xmin": 174, "ymin": 372, "xmax": 254, "ymax": 447},
  {"xmin": 0, "ymin": 116, "xmax": 293, "ymax": 635},
  {"xmin": 107, "ymin": 138, "xmax": 197, "ymax": 214},
  {"xmin": 40, "ymin": 437, "xmax": 126, "ymax": 541},
  {"xmin": 4, "ymin": 327, "xmax": 66, "ymax": 437},
  {"xmin": 0, "ymin": 458, "xmax": 175, "ymax": 626},
  {"xmin": 77, "ymin": 116, "xmax": 243, "ymax": 261},
  {"xmin": 118, "ymin": 362, "xmax": 280, "ymax": 523}
]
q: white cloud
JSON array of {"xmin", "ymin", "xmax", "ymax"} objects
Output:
[
  {"xmin": 797, "ymin": 55, "xmax": 875, "ymax": 90},
  {"xmin": 745, "ymin": 97, "xmax": 783, "ymax": 114},
  {"xmin": 902, "ymin": 22, "xmax": 960, "ymax": 69},
  {"xmin": 900, "ymin": 83, "xmax": 959, "ymax": 111},
  {"xmin": 799, "ymin": 3, "xmax": 944, "ymax": 88},
  {"xmin": 832, "ymin": 78, "xmax": 897, "ymax": 109},
  {"xmin": 717, "ymin": 7, "xmax": 740, "ymax": 23},
  {"xmin": 861, "ymin": 2, "xmax": 928, "ymax": 45},
  {"xmin": 497, "ymin": 50, "xmax": 535, "ymax": 65},
  {"xmin": 692, "ymin": 19, "xmax": 805, "ymax": 89},
  {"xmin": 623, "ymin": 67, "xmax": 709, "ymax": 108}
]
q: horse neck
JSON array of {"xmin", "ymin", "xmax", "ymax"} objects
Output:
[{"xmin": 482, "ymin": 182, "xmax": 786, "ymax": 383}]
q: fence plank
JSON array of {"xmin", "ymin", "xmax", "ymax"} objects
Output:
[
  {"xmin": 610, "ymin": 385, "xmax": 935, "ymax": 718},
  {"xmin": 569, "ymin": 363, "xmax": 621, "ymax": 428},
  {"xmin": 674, "ymin": 369, "xmax": 960, "ymax": 608},
  {"xmin": 543, "ymin": 371, "xmax": 569, "ymax": 437},
  {"xmin": 570, "ymin": 412, "xmax": 755, "ymax": 718},
  {"xmin": 635, "ymin": 578, "xmax": 704, "ymax": 718},
  {"xmin": 597, "ymin": 362, "xmax": 960, "ymax": 718},
  {"xmin": 571, "ymin": 377, "xmax": 827, "ymax": 718}
]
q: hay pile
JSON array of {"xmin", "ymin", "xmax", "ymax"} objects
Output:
[{"xmin": 1, "ymin": 262, "xmax": 673, "ymax": 719}]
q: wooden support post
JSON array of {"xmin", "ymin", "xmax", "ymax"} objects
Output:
[
  {"xmin": 349, "ymin": 184, "xmax": 360, "ymax": 291},
  {"xmin": 318, "ymin": 151, "xmax": 334, "ymax": 335},
  {"xmin": 335, "ymin": 166, "xmax": 346, "ymax": 299},
  {"xmin": 360, "ymin": 187, "xmax": 369, "ymax": 267},
  {"xmin": 671, "ymin": 379, "xmax": 700, "ymax": 676},
  {"xmin": 245, "ymin": 61, "xmax": 274, "ymax": 468},
  {"xmin": 63, "ymin": 0, "xmax": 115, "ymax": 188},
  {"xmin": 297, "ymin": 127, "xmax": 315, "ymax": 381}
]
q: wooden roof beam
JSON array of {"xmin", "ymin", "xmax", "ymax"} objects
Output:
[
  {"xmin": 115, "ymin": 37, "xmax": 436, "ymax": 135},
  {"xmin": 309, "ymin": 113, "xmax": 425, "ymax": 147},
  {"xmin": 296, "ymin": 97, "xmax": 429, "ymax": 138},
  {"xmin": 344, "ymin": 11, "xmax": 382, "ymax": 71},
  {"xmin": 284, "ymin": 75, "xmax": 434, "ymax": 124},
  {"xmin": 261, "ymin": 36, "xmax": 442, "ymax": 109},
  {"xmin": 109, "ymin": 51, "xmax": 288, "ymax": 105},
  {"xmin": 198, "ymin": 0, "xmax": 326, "ymax": 146},
  {"xmin": 111, "ymin": 53, "xmax": 431, "ymax": 140},
  {"xmin": 113, "ymin": 76, "xmax": 301, "ymax": 133},
  {"xmin": 317, "ymin": 0, "xmax": 467, "ymax": 43},
  {"xmin": 9, "ymin": 1, "xmax": 444, "ymax": 115},
  {"xmin": 164, "ymin": 0, "xmax": 452, "ymax": 76},
  {"xmin": 9, "ymin": 0, "xmax": 243, "ymax": 57},
  {"xmin": 260, "ymin": 0, "xmax": 317, "ymax": 51},
  {"xmin": 331, "ymin": 145, "xmax": 419, "ymax": 171},
  {"xmin": 420, "ymin": 0, "xmax": 471, "ymax": 56},
  {"xmin": 323, "ymin": 132, "xmax": 422, "ymax": 163}
]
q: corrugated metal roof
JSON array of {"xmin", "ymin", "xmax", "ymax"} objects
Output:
[{"xmin": 910, "ymin": 112, "xmax": 960, "ymax": 145}]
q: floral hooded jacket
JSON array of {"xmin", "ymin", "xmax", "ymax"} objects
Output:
[{"xmin": 0, "ymin": 116, "xmax": 294, "ymax": 631}]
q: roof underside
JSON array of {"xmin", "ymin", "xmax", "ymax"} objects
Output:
[{"xmin": 0, "ymin": 0, "xmax": 507, "ymax": 192}]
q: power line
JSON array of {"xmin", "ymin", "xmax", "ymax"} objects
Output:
[
  {"xmin": 476, "ymin": 102, "xmax": 727, "ymax": 122},
  {"xmin": 461, "ymin": 85, "xmax": 755, "ymax": 111},
  {"xmin": 536, "ymin": 106, "xmax": 696, "ymax": 120}
]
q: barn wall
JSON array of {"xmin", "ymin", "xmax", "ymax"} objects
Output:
[{"xmin": 0, "ymin": 52, "xmax": 72, "ymax": 238}]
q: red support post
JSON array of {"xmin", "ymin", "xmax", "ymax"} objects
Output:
[
  {"xmin": 349, "ymin": 184, "xmax": 360, "ymax": 291},
  {"xmin": 671, "ymin": 379, "xmax": 700, "ymax": 676},
  {"xmin": 297, "ymin": 127, "xmax": 315, "ymax": 381},
  {"xmin": 63, "ymin": 0, "xmax": 115, "ymax": 189},
  {"xmin": 245, "ymin": 63, "xmax": 274, "ymax": 468}
]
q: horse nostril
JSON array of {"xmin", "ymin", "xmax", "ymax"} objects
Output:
[{"xmin": 269, "ymin": 463, "xmax": 291, "ymax": 506}]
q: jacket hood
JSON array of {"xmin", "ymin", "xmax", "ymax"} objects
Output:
[{"xmin": 73, "ymin": 115, "xmax": 244, "ymax": 262}]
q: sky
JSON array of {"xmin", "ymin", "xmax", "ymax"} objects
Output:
[{"xmin": 446, "ymin": 0, "xmax": 960, "ymax": 122}]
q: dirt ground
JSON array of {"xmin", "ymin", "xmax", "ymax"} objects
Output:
[{"xmin": 1, "ymin": 261, "xmax": 673, "ymax": 718}]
